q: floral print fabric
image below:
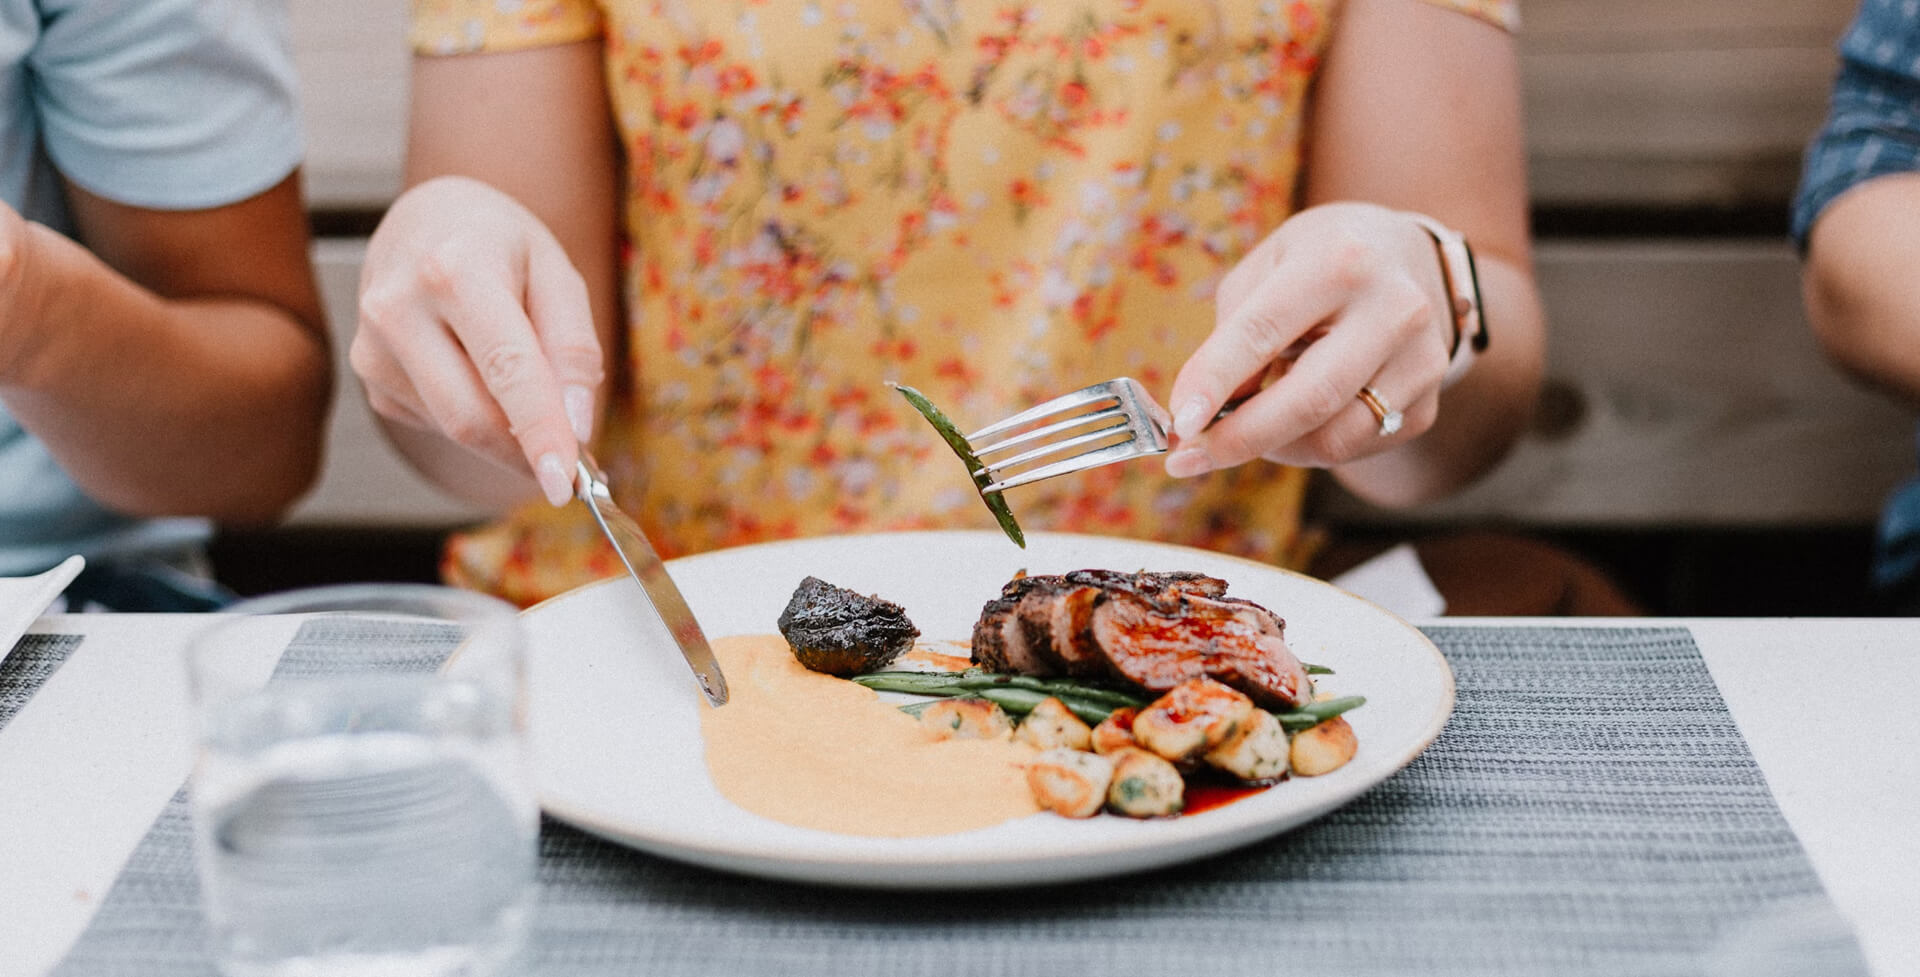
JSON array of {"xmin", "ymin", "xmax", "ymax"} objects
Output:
[{"xmin": 413, "ymin": 0, "xmax": 1518, "ymax": 606}]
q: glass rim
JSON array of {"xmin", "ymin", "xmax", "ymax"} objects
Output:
[
  {"xmin": 186, "ymin": 583, "xmax": 526, "ymax": 679},
  {"xmin": 210, "ymin": 582, "xmax": 522, "ymax": 621}
]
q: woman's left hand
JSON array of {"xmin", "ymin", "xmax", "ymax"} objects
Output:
[{"xmin": 1164, "ymin": 201, "xmax": 1455, "ymax": 477}]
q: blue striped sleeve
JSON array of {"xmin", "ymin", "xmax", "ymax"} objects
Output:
[{"xmin": 1792, "ymin": 0, "xmax": 1920, "ymax": 248}]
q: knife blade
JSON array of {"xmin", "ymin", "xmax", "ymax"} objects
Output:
[{"xmin": 575, "ymin": 452, "xmax": 729, "ymax": 706}]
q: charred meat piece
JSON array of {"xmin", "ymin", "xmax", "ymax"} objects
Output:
[
  {"xmin": 1089, "ymin": 589, "xmax": 1310, "ymax": 709},
  {"xmin": 1063, "ymin": 569, "xmax": 1227, "ymax": 613},
  {"xmin": 969, "ymin": 569, "xmax": 1311, "ymax": 709},
  {"xmin": 971, "ymin": 591, "xmax": 1041, "ymax": 675},
  {"xmin": 1030, "ymin": 583, "xmax": 1105, "ymax": 675},
  {"xmin": 973, "ymin": 575, "xmax": 1104, "ymax": 677},
  {"xmin": 777, "ymin": 576, "xmax": 919, "ymax": 676},
  {"xmin": 974, "ymin": 574, "xmax": 1095, "ymax": 675}
]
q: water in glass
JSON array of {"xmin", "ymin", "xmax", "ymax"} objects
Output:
[{"xmin": 191, "ymin": 673, "xmax": 536, "ymax": 977}]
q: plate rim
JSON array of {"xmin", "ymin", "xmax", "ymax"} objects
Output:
[{"xmin": 522, "ymin": 529, "xmax": 1455, "ymax": 887}]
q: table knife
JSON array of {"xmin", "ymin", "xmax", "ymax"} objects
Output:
[{"xmin": 575, "ymin": 450, "xmax": 729, "ymax": 706}]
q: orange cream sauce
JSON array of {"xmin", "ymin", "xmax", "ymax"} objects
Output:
[
  {"xmin": 901, "ymin": 645, "xmax": 973, "ymax": 671},
  {"xmin": 699, "ymin": 635, "xmax": 1040, "ymax": 837}
]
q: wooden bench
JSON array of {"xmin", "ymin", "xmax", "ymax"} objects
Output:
[{"xmin": 283, "ymin": 0, "xmax": 1914, "ymax": 536}]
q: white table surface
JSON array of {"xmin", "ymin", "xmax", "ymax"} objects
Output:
[{"xmin": 2, "ymin": 614, "xmax": 1916, "ymax": 977}]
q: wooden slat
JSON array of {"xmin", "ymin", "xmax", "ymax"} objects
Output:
[
  {"xmin": 1519, "ymin": 0, "xmax": 1855, "ymax": 46},
  {"xmin": 1518, "ymin": 0, "xmax": 1855, "ymax": 206},
  {"xmin": 291, "ymin": 0, "xmax": 408, "ymax": 211},
  {"xmin": 1523, "ymin": 46, "xmax": 1841, "ymax": 206},
  {"xmin": 1322, "ymin": 240, "xmax": 1918, "ymax": 528}
]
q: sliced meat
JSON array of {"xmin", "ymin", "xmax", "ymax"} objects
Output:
[
  {"xmin": 1062, "ymin": 569, "xmax": 1226, "ymax": 613},
  {"xmin": 1148, "ymin": 571, "xmax": 1231, "ymax": 600},
  {"xmin": 1012, "ymin": 577, "xmax": 1078, "ymax": 675},
  {"xmin": 970, "ymin": 593, "xmax": 1028, "ymax": 674},
  {"xmin": 969, "ymin": 569, "xmax": 1310, "ymax": 709},
  {"xmin": 1003, "ymin": 577, "xmax": 1108, "ymax": 676},
  {"xmin": 1089, "ymin": 592, "xmax": 1310, "ymax": 709},
  {"xmin": 1044, "ymin": 584, "xmax": 1106, "ymax": 676},
  {"xmin": 1217, "ymin": 595, "xmax": 1285, "ymax": 637}
]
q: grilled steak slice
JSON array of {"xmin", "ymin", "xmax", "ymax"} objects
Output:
[
  {"xmin": 971, "ymin": 575, "xmax": 1068, "ymax": 675},
  {"xmin": 1010, "ymin": 577, "xmax": 1102, "ymax": 675},
  {"xmin": 973, "ymin": 575, "xmax": 1108, "ymax": 677},
  {"xmin": 1216, "ymin": 595, "xmax": 1286, "ymax": 637},
  {"xmin": 1040, "ymin": 584, "xmax": 1106, "ymax": 677},
  {"xmin": 777, "ymin": 576, "xmax": 919, "ymax": 677},
  {"xmin": 1061, "ymin": 569, "xmax": 1227, "ymax": 613},
  {"xmin": 971, "ymin": 592, "xmax": 1031, "ymax": 674},
  {"xmin": 1089, "ymin": 592, "xmax": 1309, "ymax": 709},
  {"xmin": 969, "ymin": 569, "xmax": 1310, "ymax": 709}
]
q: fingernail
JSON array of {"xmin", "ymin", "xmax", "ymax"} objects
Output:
[
  {"xmin": 564, "ymin": 385, "xmax": 594, "ymax": 443},
  {"xmin": 1173, "ymin": 398, "xmax": 1211, "ymax": 440},
  {"xmin": 536, "ymin": 452, "xmax": 573, "ymax": 507},
  {"xmin": 1166, "ymin": 446, "xmax": 1212, "ymax": 478}
]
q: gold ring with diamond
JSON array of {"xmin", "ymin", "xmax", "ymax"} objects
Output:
[{"xmin": 1357, "ymin": 386, "xmax": 1403, "ymax": 437}]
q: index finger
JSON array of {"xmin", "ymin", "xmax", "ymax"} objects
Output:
[
  {"xmin": 1169, "ymin": 247, "xmax": 1351, "ymax": 440},
  {"xmin": 438, "ymin": 269, "xmax": 579, "ymax": 506}
]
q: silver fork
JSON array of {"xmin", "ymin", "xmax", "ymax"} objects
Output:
[{"xmin": 967, "ymin": 377, "xmax": 1173, "ymax": 494}]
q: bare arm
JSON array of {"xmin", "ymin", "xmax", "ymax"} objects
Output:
[
  {"xmin": 1802, "ymin": 172, "xmax": 1920, "ymax": 405},
  {"xmin": 0, "ymin": 173, "xmax": 330, "ymax": 524},
  {"xmin": 354, "ymin": 41, "xmax": 620, "ymax": 509},
  {"xmin": 1308, "ymin": 0, "xmax": 1544, "ymax": 505},
  {"xmin": 1164, "ymin": 0, "xmax": 1543, "ymax": 508}
]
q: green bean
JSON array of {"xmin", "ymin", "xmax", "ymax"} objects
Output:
[
  {"xmin": 853, "ymin": 670, "xmax": 1148, "ymax": 709},
  {"xmin": 1273, "ymin": 695, "xmax": 1366, "ymax": 732},
  {"xmin": 968, "ymin": 687, "xmax": 1050, "ymax": 714},
  {"xmin": 857, "ymin": 670, "xmax": 1363, "ymax": 731},
  {"xmin": 1304, "ymin": 663, "xmax": 1335, "ymax": 675},
  {"xmin": 897, "ymin": 691, "xmax": 1047, "ymax": 717},
  {"xmin": 1030, "ymin": 693, "xmax": 1126, "ymax": 726},
  {"xmin": 890, "ymin": 383, "xmax": 1024, "ymax": 547},
  {"xmin": 953, "ymin": 687, "xmax": 1120, "ymax": 726},
  {"xmin": 986, "ymin": 675, "xmax": 1146, "ymax": 708},
  {"xmin": 858, "ymin": 674, "xmax": 1130, "ymax": 725}
]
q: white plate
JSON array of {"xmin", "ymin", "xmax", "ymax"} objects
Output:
[{"xmin": 523, "ymin": 531, "xmax": 1453, "ymax": 888}]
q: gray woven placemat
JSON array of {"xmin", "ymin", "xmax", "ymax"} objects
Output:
[
  {"xmin": 51, "ymin": 625, "xmax": 1870, "ymax": 977},
  {"xmin": 1, "ymin": 634, "xmax": 84, "ymax": 731}
]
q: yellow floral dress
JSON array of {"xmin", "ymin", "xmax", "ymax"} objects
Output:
[{"xmin": 413, "ymin": 0, "xmax": 1518, "ymax": 607}]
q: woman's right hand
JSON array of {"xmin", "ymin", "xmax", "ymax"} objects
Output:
[{"xmin": 352, "ymin": 175, "xmax": 605, "ymax": 507}]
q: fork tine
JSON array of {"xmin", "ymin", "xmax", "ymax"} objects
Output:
[
  {"xmin": 980, "ymin": 440, "xmax": 1155, "ymax": 493},
  {"xmin": 964, "ymin": 380, "xmax": 1122, "ymax": 443},
  {"xmin": 972, "ymin": 406, "xmax": 1128, "ymax": 458},
  {"xmin": 971, "ymin": 419, "xmax": 1132, "ymax": 478},
  {"xmin": 958, "ymin": 377, "xmax": 1172, "ymax": 493}
]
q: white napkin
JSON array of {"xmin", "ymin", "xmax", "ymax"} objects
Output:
[
  {"xmin": 0, "ymin": 556, "xmax": 85, "ymax": 661},
  {"xmin": 1327, "ymin": 543, "xmax": 1446, "ymax": 620}
]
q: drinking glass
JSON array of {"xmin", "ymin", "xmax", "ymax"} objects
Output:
[{"xmin": 185, "ymin": 584, "xmax": 537, "ymax": 977}]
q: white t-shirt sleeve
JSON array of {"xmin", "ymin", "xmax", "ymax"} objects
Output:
[{"xmin": 28, "ymin": 0, "xmax": 303, "ymax": 209}]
